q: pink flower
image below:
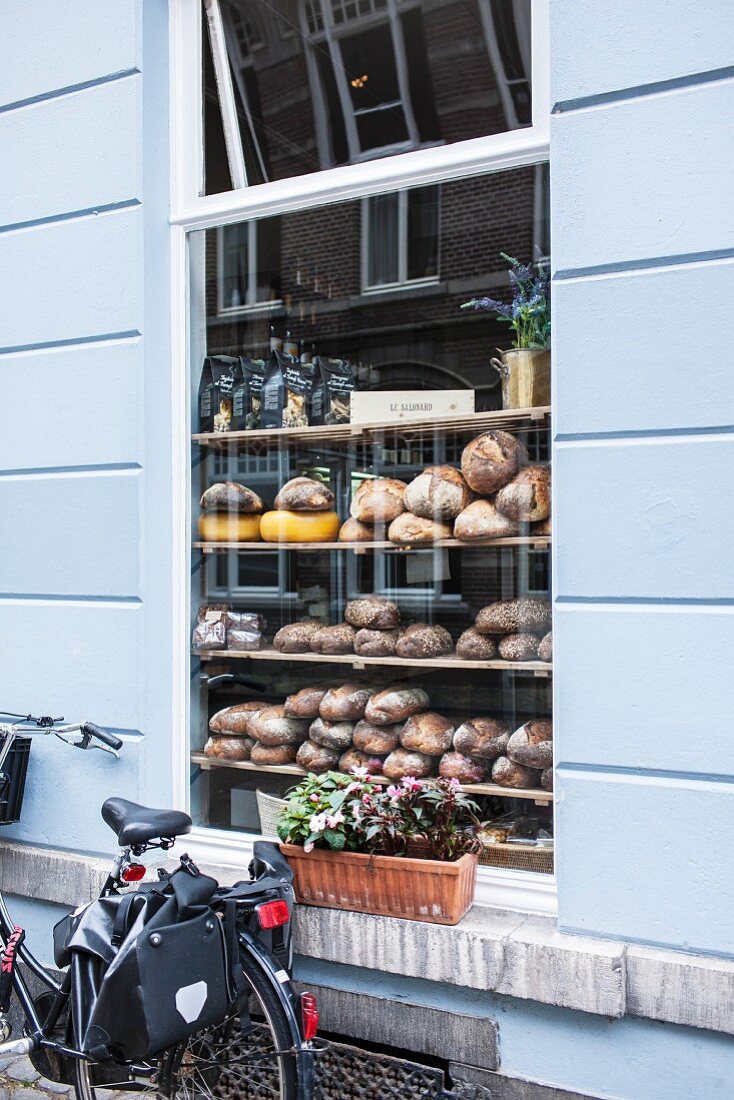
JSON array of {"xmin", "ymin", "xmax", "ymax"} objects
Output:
[
  {"xmin": 304, "ymin": 841, "xmax": 315, "ymax": 854},
  {"xmin": 386, "ymin": 784, "xmax": 404, "ymax": 803},
  {"xmin": 309, "ymin": 813, "xmax": 328, "ymax": 833},
  {"xmin": 401, "ymin": 776, "xmax": 422, "ymax": 791},
  {"xmin": 344, "ymin": 781, "xmax": 361, "ymax": 795},
  {"xmin": 448, "ymin": 777, "xmax": 461, "ymax": 789},
  {"xmin": 351, "ymin": 766, "xmax": 370, "ymax": 780},
  {"xmin": 326, "ymin": 811, "xmax": 345, "ymax": 828},
  {"xmin": 309, "ymin": 794, "xmax": 320, "ymax": 803},
  {"xmin": 362, "ymin": 793, "xmax": 372, "ymax": 806}
]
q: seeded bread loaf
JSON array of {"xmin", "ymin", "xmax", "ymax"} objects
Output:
[
  {"xmin": 507, "ymin": 719, "xmax": 553, "ymax": 769},
  {"xmin": 296, "ymin": 740, "xmax": 340, "ymax": 774},
  {"xmin": 352, "ymin": 720, "xmax": 402, "ymax": 755},
  {"xmin": 387, "ymin": 514, "xmax": 452, "ymax": 544},
  {"xmin": 274, "ymin": 476, "xmax": 335, "ymax": 512},
  {"xmin": 540, "ymin": 767, "xmax": 553, "ymax": 792},
  {"xmin": 495, "ymin": 464, "xmax": 551, "ymax": 523},
  {"xmin": 319, "ymin": 683, "xmax": 374, "ymax": 721},
  {"xmin": 454, "ymin": 499, "xmax": 520, "ymax": 541},
  {"xmin": 404, "ymin": 466, "xmax": 473, "ymax": 522},
  {"xmin": 456, "ymin": 628, "xmax": 498, "ymax": 661},
  {"xmin": 461, "ymin": 431, "xmax": 527, "ymax": 495},
  {"xmin": 308, "ymin": 717, "xmax": 355, "ymax": 751},
  {"xmin": 309, "ymin": 623, "xmax": 356, "ymax": 655},
  {"xmin": 491, "ymin": 756, "xmax": 539, "ymax": 789},
  {"xmin": 338, "ymin": 748, "xmax": 386, "ymax": 775},
  {"xmin": 399, "ymin": 712, "xmax": 454, "ymax": 755},
  {"xmin": 251, "ymin": 743, "xmax": 299, "ymax": 765},
  {"xmin": 283, "ymin": 685, "xmax": 328, "ymax": 719},
  {"xmin": 344, "ymin": 597, "xmax": 400, "ymax": 630},
  {"xmin": 273, "ymin": 620, "xmax": 323, "ymax": 653},
  {"xmin": 498, "ymin": 633, "xmax": 541, "ymax": 661},
  {"xmin": 353, "ymin": 627, "xmax": 402, "ymax": 658},
  {"xmin": 364, "ymin": 686, "xmax": 430, "ymax": 725},
  {"xmin": 453, "ymin": 717, "xmax": 510, "ymax": 760},
  {"xmin": 200, "ymin": 482, "xmax": 264, "ymax": 513},
  {"xmin": 382, "ymin": 748, "xmax": 435, "ymax": 780},
  {"xmin": 209, "ymin": 701, "xmax": 267, "ymax": 736},
  {"xmin": 250, "ymin": 705, "xmax": 310, "ymax": 746},
  {"xmin": 203, "ymin": 735, "xmax": 255, "ymax": 762},
  {"xmin": 350, "ymin": 478, "xmax": 407, "ymax": 524},
  {"xmin": 438, "ymin": 752, "xmax": 487, "ymax": 784},
  {"xmin": 475, "ymin": 598, "xmax": 551, "ymax": 635},
  {"xmin": 338, "ymin": 517, "xmax": 375, "ymax": 543},
  {"xmin": 538, "ymin": 632, "xmax": 553, "ymax": 662},
  {"xmin": 395, "ymin": 623, "xmax": 453, "ymax": 660}
]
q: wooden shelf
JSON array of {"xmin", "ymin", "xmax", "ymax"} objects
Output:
[
  {"xmin": 195, "ymin": 647, "xmax": 552, "ymax": 676},
  {"xmin": 193, "ymin": 405, "xmax": 551, "ymax": 452},
  {"xmin": 193, "ymin": 536, "xmax": 551, "ymax": 554},
  {"xmin": 190, "ymin": 752, "xmax": 552, "ymax": 805}
]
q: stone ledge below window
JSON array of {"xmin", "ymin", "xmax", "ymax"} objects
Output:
[{"xmin": 2, "ymin": 840, "xmax": 732, "ymax": 1036}]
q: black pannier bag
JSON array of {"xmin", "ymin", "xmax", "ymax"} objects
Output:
[{"xmin": 55, "ymin": 869, "xmax": 237, "ymax": 1062}]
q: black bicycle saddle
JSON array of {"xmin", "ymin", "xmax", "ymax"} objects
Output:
[{"xmin": 101, "ymin": 797, "xmax": 192, "ymax": 847}]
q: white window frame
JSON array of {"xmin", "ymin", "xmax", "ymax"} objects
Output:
[
  {"xmin": 361, "ymin": 187, "xmax": 441, "ymax": 292},
  {"xmin": 169, "ymin": 0, "xmax": 555, "ymax": 917}
]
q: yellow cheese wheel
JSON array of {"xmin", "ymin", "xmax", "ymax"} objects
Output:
[
  {"xmin": 198, "ymin": 513, "xmax": 262, "ymax": 542},
  {"xmin": 260, "ymin": 510, "xmax": 341, "ymax": 543}
]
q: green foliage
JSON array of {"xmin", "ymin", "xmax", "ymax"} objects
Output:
[{"xmin": 461, "ymin": 253, "xmax": 551, "ymax": 350}]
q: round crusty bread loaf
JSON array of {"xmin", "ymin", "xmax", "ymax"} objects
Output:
[
  {"xmin": 338, "ymin": 517, "xmax": 375, "ymax": 543},
  {"xmin": 251, "ymin": 742, "xmax": 299, "ymax": 766},
  {"xmin": 456, "ymin": 628, "xmax": 498, "ymax": 661},
  {"xmin": 382, "ymin": 748, "xmax": 435, "ymax": 780},
  {"xmin": 308, "ymin": 717, "xmax": 355, "ymax": 751},
  {"xmin": 250, "ymin": 705, "xmax": 310, "ymax": 746},
  {"xmin": 438, "ymin": 752, "xmax": 487, "ymax": 784},
  {"xmin": 475, "ymin": 598, "xmax": 551, "ymax": 635},
  {"xmin": 461, "ymin": 431, "xmax": 527, "ymax": 494},
  {"xmin": 338, "ymin": 748, "xmax": 386, "ymax": 775},
  {"xmin": 350, "ymin": 478, "xmax": 407, "ymax": 524},
  {"xmin": 309, "ymin": 623, "xmax": 356, "ymax": 655},
  {"xmin": 395, "ymin": 623, "xmax": 453, "ymax": 660},
  {"xmin": 209, "ymin": 701, "xmax": 267, "ymax": 736},
  {"xmin": 200, "ymin": 482, "xmax": 264, "ymax": 514},
  {"xmin": 352, "ymin": 720, "xmax": 402, "ymax": 755},
  {"xmin": 274, "ymin": 477, "xmax": 335, "ymax": 512},
  {"xmin": 273, "ymin": 620, "xmax": 323, "ymax": 653},
  {"xmin": 538, "ymin": 632, "xmax": 552, "ymax": 662},
  {"xmin": 453, "ymin": 717, "xmax": 510, "ymax": 760},
  {"xmin": 364, "ymin": 686, "xmax": 430, "ymax": 725},
  {"xmin": 507, "ymin": 719, "xmax": 553, "ymax": 769},
  {"xmin": 344, "ymin": 597, "xmax": 400, "ymax": 630},
  {"xmin": 495, "ymin": 464, "xmax": 551, "ymax": 523},
  {"xmin": 283, "ymin": 685, "xmax": 328, "ymax": 719},
  {"xmin": 203, "ymin": 735, "xmax": 255, "ymax": 762},
  {"xmin": 319, "ymin": 683, "xmax": 374, "ymax": 721},
  {"xmin": 399, "ymin": 712, "xmax": 454, "ymax": 755},
  {"xmin": 353, "ymin": 627, "xmax": 401, "ymax": 658},
  {"xmin": 404, "ymin": 466, "xmax": 472, "ymax": 522},
  {"xmin": 491, "ymin": 756, "xmax": 539, "ymax": 789},
  {"xmin": 498, "ymin": 633, "xmax": 541, "ymax": 661},
  {"xmin": 453, "ymin": 499, "xmax": 520, "ymax": 541},
  {"xmin": 296, "ymin": 740, "xmax": 340, "ymax": 774},
  {"xmin": 387, "ymin": 514, "xmax": 452, "ymax": 544},
  {"xmin": 534, "ymin": 515, "xmax": 552, "ymax": 536},
  {"xmin": 540, "ymin": 767, "xmax": 553, "ymax": 792}
]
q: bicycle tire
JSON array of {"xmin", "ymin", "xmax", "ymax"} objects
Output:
[{"xmin": 73, "ymin": 949, "xmax": 300, "ymax": 1100}]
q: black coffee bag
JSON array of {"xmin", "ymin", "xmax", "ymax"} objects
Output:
[
  {"xmin": 232, "ymin": 357, "xmax": 266, "ymax": 430},
  {"xmin": 198, "ymin": 355, "xmax": 242, "ymax": 433},
  {"xmin": 260, "ymin": 350, "xmax": 315, "ymax": 429},
  {"xmin": 311, "ymin": 356, "xmax": 355, "ymax": 424}
]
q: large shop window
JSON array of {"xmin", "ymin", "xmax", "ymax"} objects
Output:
[
  {"xmin": 188, "ymin": 164, "xmax": 553, "ymax": 875},
  {"xmin": 202, "ymin": 0, "xmax": 534, "ymax": 193}
]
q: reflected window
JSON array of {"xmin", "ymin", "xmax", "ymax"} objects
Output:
[
  {"xmin": 364, "ymin": 186, "xmax": 439, "ymax": 289},
  {"xmin": 218, "ymin": 220, "xmax": 283, "ymax": 312}
]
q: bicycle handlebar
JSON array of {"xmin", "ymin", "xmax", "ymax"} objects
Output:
[{"xmin": 81, "ymin": 722, "xmax": 123, "ymax": 752}]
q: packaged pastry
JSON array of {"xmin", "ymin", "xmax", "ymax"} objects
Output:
[
  {"xmin": 310, "ymin": 357, "xmax": 355, "ymax": 425},
  {"xmin": 226, "ymin": 610, "xmax": 267, "ymax": 633},
  {"xmin": 192, "ymin": 607, "xmax": 227, "ymax": 651},
  {"xmin": 260, "ymin": 350, "xmax": 315, "ymax": 429},
  {"xmin": 198, "ymin": 356, "xmax": 241, "ymax": 433},
  {"xmin": 232, "ymin": 357, "xmax": 266, "ymax": 431},
  {"xmin": 227, "ymin": 627, "xmax": 264, "ymax": 651}
]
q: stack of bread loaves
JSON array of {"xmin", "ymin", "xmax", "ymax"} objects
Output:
[
  {"xmin": 198, "ymin": 482, "xmax": 264, "ymax": 542},
  {"xmin": 339, "ymin": 477, "xmax": 408, "ymax": 543},
  {"xmin": 261, "ymin": 476, "xmax": 341, "ymax": 543},
  {"xmin": 388, "ymin": 465, "xmax": 473, "ymax": 544},
  {"xmin": 439, "ymin": 716, "xmax": 552, "ymax": 790},
  {"xmin": 456, "ymin": 598, "xmax": 552, "ymax": 663},
  {"xmin": 454, "ymin": 430, "xmax": 550, "ymax": 540}
]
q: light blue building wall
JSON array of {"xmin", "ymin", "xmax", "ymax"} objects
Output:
[{"xmin": 0, "ymin": 3, "xmax": 733, "ymax": 1098}]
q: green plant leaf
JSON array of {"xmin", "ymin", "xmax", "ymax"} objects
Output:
[{"xmin": 324, "ymin": 828, "xmax": 346, "ymax": 850}]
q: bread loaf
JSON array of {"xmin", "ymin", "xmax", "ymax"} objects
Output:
[
  {"xmin": 352, "ymin": 720, "xmax": 402, "ymax": 755},
  {"xmin": 395, "ymin": 623, "xmax": 453, "ymax": 660},
  {"xmin": 455, "ymin": 628, "xmax": 498, "ymax": 661},
  {"xmin": 338, "ymin": 749, "xmax": 386, "ymax": 775},
  {"xmin": 495, "ymin": 464, "xmax": 551, "ymax": 523},
  {"xmin": 283, "ymin": 685, "xmax": 328, "ymax": 718},
  {"xmin": 273, "ymin": 620, "xmax": 323, "ymax": 653},
  {"xmin": 364, "ymin": 686, "xmax": 430, "ymax": 725},
  {"xmin": 387, "ymin": 514, "xmax": 452, "ymax": 544},
  {"xmin": 461, "ymin": 431, "xmax": 527, "ymax": 494},
  {"xmin": 338, "ymin": 517, "xmax": 375, "ymax": 543},
  {"xmin": 534, "ymin": 515, "xmax": 552, "ymax": 536},
  {"xmin": 438, "ymin": 752, "xmax": 486, "ymax": 784},
  {"xmin": 309, "ymin": 623, "xmax": 356, "ymax": 655},
  {"xmin": 209, "ymin": 701, "xmax": 266, "ymax": 736},
  {"xmin": 200, "ymin": 482, "xmax": 263, "ymax": 513},
  {"xmin": 400, "ymin": 712, "xmax": 454, "ymax": 755},
  {"xmin": 382, "ymin": 748, "xmax": 435, "ymax": 780},
  {"xmin": 353, "ymin": 627, "xmax": 401, "ymax": 658},
  {"xmin": 344, "ymin": 597, "xmax": 400, "ymax": 630},
  {"xmin": 350, "ymin": 478, "xmax": 407, "ymax": 524},
  {"xmin": 491, "ymin": 756, "xmax": 538, "ymax": 789},
  {"xmin": 404, "ymin": 466, "xmax": 472, "ymax": 522},
  {"xmin": 319, "ymin": 683, "xmax": 374, "ymax": 721},
  {"xmin": 453, "ymin": 499, "xmax": 520, "ymax": 541},
  {"xmin": 498, "ymin": 633, "xmax": 541, "ymax": 661},
  {"xmin": 507, "ymin": 719, "xmax": 553, "ymax": 769},
  {"xmin": 453, "ymin": 717, "xmax": 510, "ymax": 760},
  {"xmin": 251, "ymin": 743, "xmax": 299, "ymax": 765},
  {"xmin": 538, "ymin": 632, "xmax": 552, "ymax": 662},
  {"xmin": 274, "ymin": 476, "xmax": 335, "ymax": 512},
  {"xmin": 308, "ymin": 717, "xmax": 355, "ymax": 751},
  {"xmin": 540, "ymin": 767, "xmax": 553, "ymax": 793},
  {"xmin": 250, "ymin": 705, "xmax": 310, "ymax": 746},
  {"xmin": 203, "ymin": 735, "xmax": 255, "ymax": 762},
  {"xmin": 475, "ymin": 598, "xmax": 551, "ymax": 635},
  {"xmin": 296, "ymin": 740, "xmax": 340, "ymax": 774}
]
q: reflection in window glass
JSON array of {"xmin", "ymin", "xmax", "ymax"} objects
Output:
[
  {"xmin": 407, "ymin": 187, "xmax": 440, "ymax": 282},
  {"xmin": 205, "ymin": 0, "xmax": 534, "ymax": 193},
  {"xmin": 366, "ymin": 193, "xmax": 399, "ymax": 287}
]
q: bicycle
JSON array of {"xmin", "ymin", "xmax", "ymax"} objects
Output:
[{"xmin": 0, "ymin": 713, "xmax": 317, "ymax": 1100}]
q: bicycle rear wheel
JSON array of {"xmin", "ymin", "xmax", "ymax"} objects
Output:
[{"xmin": 73, "ymin": 950, "xmax": 300, "ymax": 1100}]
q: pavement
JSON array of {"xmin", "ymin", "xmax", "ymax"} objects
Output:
[{"xmin": 0, "ymin": 1054, "xmax": 139, "ymax": 1100}]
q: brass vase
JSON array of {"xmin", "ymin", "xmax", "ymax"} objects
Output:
[{"xmin": 490, "ymin": 347, "xmax": 551, "ymax": 410}]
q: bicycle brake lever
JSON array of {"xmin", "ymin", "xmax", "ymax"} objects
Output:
[{"xmin": 88, "ymin": 742, "xmax": 120, "ymax": 760}]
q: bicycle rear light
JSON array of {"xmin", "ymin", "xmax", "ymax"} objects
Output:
[
  {"xmin": 121, "ymin": 864, "xmax": 146, "ymax": 883},
  {"xmin": 300, "ymin": 991, "xmax": 319, "ymax": 1041},
  {"xmin": 255, "ymin": 899, "xmax": 290, "ymax": 929}
]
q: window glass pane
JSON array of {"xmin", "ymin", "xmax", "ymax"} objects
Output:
[
  {"xmin": 221, "ymin": 224, "xmax": 248, "ymax": 309},
  {"xmin": 188, "ymin": 166, "xmax": 552, "ymax": 863},
  {"xmin": 203, "ymin": 0, "xmax": 534, "ymax": 192}
]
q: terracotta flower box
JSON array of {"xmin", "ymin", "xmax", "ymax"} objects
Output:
[{"xmin": 280, "ymin": 844, "xmax": 478, "ymax": 925}]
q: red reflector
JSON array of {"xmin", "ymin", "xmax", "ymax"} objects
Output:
[
  {"xmin": 256, "ymin": 899, "xmax": 290, "ymax": 929},
  {"xmin": 121, "ymin": 864, "xmax": 146, "ymax": 883},
  {"xmin": 300, "ymin": 992, "xmax": 318, "ymax": 1041}
]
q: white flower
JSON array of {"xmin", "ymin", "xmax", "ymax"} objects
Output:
[{"xmin": 309, "ymin": 812, "xmax": 328, "ymax": 833}]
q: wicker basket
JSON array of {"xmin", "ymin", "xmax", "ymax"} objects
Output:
[
  {"xmin": 479, "ymin": 842, "xmax": 553, "ymax": 874},
  {"xmin": 256, "ymin": 789, "xmax": 287, "ymax": 837}
]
